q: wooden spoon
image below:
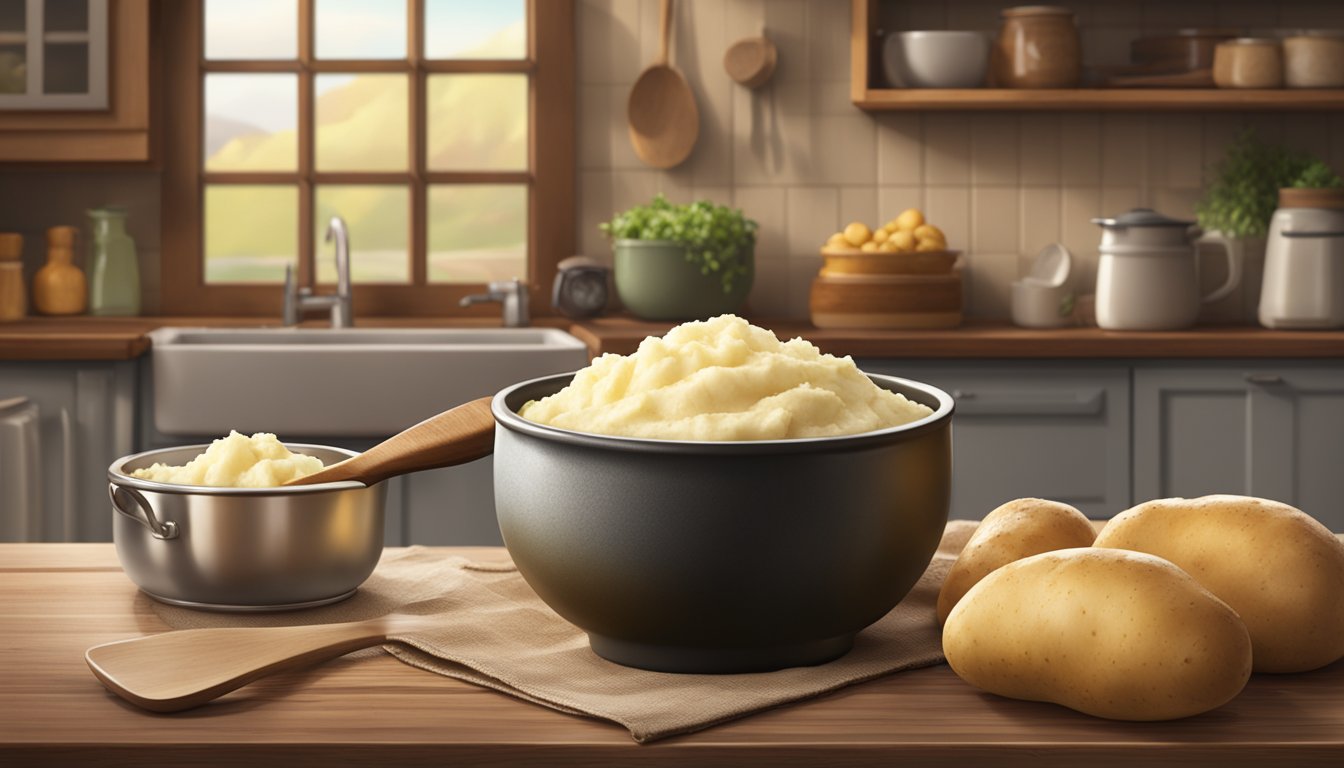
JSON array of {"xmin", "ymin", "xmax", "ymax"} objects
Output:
[
  {"xmin": 627, "ymin": 0, "xmax": 699, "ymax": 169},
  {"xmin": 285, "ymin": 396, "xmax": 494, "ymax": 487},
  {"xmin": 86, "ymin": 612, "xmax": 441, "ymax": 712}
]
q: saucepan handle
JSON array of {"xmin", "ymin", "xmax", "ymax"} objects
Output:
[{"xmin": 108, "ymin": 483, "xmax": 179, "ymax": 540}]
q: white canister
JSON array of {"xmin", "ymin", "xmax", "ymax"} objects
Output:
[
  {"xmin": 1259, "ymin": 188, "xmax": 1344, "ymax": 329},
  {"xmin": 1092, "ymin": 208, "xmax": 1240, "ymax": 331}
]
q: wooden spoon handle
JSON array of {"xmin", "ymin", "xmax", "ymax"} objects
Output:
[
  {"xmin": 659, "ymin": 0, "xmax": 672, "ymax": 65},
  {"xmin": 288, "ymin": 396, "xmax": 496, "ymax": 487},
  {"xmin": 86, "ymin": 619, "xmax": 394, "ymax": 713}
]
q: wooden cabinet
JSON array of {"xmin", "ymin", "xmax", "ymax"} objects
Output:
[
  {"xmin": 0, "ymin": 0, "xmax": 150, "ymax": 162},
  {"xmin": 1134, "ymin": 362, "xmax": 1344, "ymax": 531},
  {"xmin": 0, "ymin": 360, "xmax": 137, "ymax": 541},
  {"xmin": 850, "ymin": 0, "xmax": 1344, "ymax": 112},
  {"xmin": 862, "ymin": 361, "xmax": 1132, "ymax": 520}
]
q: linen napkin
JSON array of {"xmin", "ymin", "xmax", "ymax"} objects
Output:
[{"xmin": 152, "ymin": 520, "xmax": 978, "ymax": 743}]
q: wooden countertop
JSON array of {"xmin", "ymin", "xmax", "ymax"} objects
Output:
[
  {"xmin": 3, "ymin": 315, "xmax": 1344, "ymax": 362},
  {"xmin": 4, "ymin": 543, "xmax": 1342, "ymax": 766}
]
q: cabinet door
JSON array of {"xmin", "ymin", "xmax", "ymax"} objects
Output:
[
  {"xmin": 861, "ymin": 362, "xmax": 1131, "ymax": 520},
  {"xmin": 1134, "ymin": 364, "xmax": 1344, "ymax": 531},
  {"xmin": 0, "ymin": 360, "xmax": 136, "ymax": 541}
]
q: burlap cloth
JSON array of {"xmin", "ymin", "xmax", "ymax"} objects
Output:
[{"xmin": 152, "ymin": 520, "xmax": 979, "ymax": 743}]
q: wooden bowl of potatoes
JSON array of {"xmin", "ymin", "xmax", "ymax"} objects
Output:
[{"xmin": 820, "ymin": 209, "xmax": 958, "ymax": 277}]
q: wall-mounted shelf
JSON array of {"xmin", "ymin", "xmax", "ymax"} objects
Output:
[{"xmin": 849, "ymin": 0, "xmax": 1344, "ymax": 112}]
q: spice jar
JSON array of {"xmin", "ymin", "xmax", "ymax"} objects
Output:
[
  {"xmin": 994, "ymin": 6, "xmax": 1081, "ymax": 88},
  {"xmin": 33, "ymin": 225, "xmax": 87, "ymax": 316},
  {"xmin": 1283, "ymin": 33, "xmax": 1344, "ymax": 88},
  {"xmin": 0, "ymin": 233, "xmax": 24, "ymax": 321},
  {"xmin": 1213, "ymin": 38, "xmax": 1283, "ymax": 89}
]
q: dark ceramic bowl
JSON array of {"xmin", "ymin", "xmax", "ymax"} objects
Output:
[{"xmin": 491, "ymin": 372, "xmax": 954, "ymax": 673}]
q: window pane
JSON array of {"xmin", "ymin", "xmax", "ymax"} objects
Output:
[
  {"xmin": 0, "ymin": 46, "xmax": 25, "ymax": 94},
  {"xmin": 205, "ymin": 185, "xmax": 298, "ymax": 284},
  {"xmin": 0, "ymin": 1, "xmax": 24, "ymax": 33},
  {"xmin": 44, "ymin": 0, "xmax": 87, "ymax": 33},
  {"xmin": 315, "ymin": 185, "xmax": 410, "ymax": 284},
  {"xmin": 425, "ymin": 0, "xmax": 525, "ymax": 60},
  {"xmin": 426, "ymin": 74, "xmax": 526, "ymax": 171},
  {"xmin": 204, "ymin": 0, "xmax": 297, "ymax": 60},
  {"xmin": 315, "ymin": 73, "xmax": 408, "ymax": 171},
  {"xmin": 428, "ymin": 184, "xmax": 526, "ymax": 284},
  {"xmin": 315, "ymin": 0, "xmax": 405, "ymax": 60},
  {"xmin": 42, "ymin": 42, "xmax": 86, "ymax": 93},
  {"xmin": 205, "ymin": 73, "xmax": 298, "ymax": 172}
]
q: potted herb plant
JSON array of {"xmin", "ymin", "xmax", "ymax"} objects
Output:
[
  {"xmin": 1196, "ymin": 129, "xmax": 1340, "ymax": 322},
  {"xmin": 600, "ymin": 194, "xmax": 757, "ymax": 321}
]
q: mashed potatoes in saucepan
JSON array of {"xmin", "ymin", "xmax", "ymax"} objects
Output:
[
  {"xmin": 519, "ymin": 315, "xmax": 933, "ymax": 440},
  {"xmin": 131, "ymin": 431, "xmax": 324, "ymax": 487}
]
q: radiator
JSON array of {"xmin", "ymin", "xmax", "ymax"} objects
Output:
[{"xmin": 0, "ymin": 396, "xmax": 42, "ymax": 542}]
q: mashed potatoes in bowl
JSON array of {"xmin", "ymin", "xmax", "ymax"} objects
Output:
[
  {"xmin": 131, "ymin": 431, "xmax": 325, "ymax": 488},
  {"xmin": 519, "ymin": 315, "xmax": 933, "ymax": 441}
]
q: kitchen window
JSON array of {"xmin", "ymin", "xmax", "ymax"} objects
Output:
[{"xmin": 160, "ymin": 0, "xmax": 574, "ymax": 316}]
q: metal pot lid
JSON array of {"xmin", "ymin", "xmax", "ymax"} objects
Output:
[{"xmin": 1090, "ymin": 208, "xmax": 1194, "ymax": 228}]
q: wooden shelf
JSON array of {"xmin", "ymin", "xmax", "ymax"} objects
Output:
[
  {"xmin": 849, "ymin": 0, "xmax": 1344, "ymax": 112},
  {"xmin": 854, "ymin": 87, "xmax": 1344, "ymax": 111}
]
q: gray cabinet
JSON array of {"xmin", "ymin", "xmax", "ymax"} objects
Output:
[
  {"xmin": 0, "ymin": 360, "xmax": 136, "ymax": 541},
  {"xmin": 1134, "ymin": 362, "xmax": 1344, "ymax": 531},
  {"xmin": 862, "ymin": 361, "xmax": 1131, "ymax": 520}
]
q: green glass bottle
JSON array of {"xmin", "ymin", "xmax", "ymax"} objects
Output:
[{"xmin": 87, "ymin": 206, "xmax": 141, "ymax": 316}]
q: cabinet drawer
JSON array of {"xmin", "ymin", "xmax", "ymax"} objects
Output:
[{"xmin": 862, "ymin": 361, "xmax": 1131, "ymax": 520}]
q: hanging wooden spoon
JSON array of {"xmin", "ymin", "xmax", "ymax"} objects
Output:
[
  {"xmin": 724, "ymin": 31, "xmax": 777, "ymax": 88},
  {"xmin": 627, "ymin": 0, "xmax": 699, "ymax": 169},
  {"xmin": 285, "ymin": 396, "xmax": 495, "ymax": 487},
  {"xmin": 86, "ymin": 611, "xmax": 442, "ymax": 712}
]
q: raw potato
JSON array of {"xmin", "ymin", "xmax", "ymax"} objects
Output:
[
  {"xmin": 895, "ymin": 208, "xmax": 924, "ymax": 231},
  {"xmin": 843, "ymin": 221, "xmax": 871, "ymax": 247},
  {"xmin": 889, "ymin": 230, "xmax": 915, "ymax": 252},
  {"xmin": 936, "ymin": 498, "xmax": 1096, "ymax": 625},
  {"xmin": 944, "ymin": 547, "xmax": 1253, "ymax": 721},
  {"xmin": 1094, "ymin": 495, "xmax": 1344, "ymax": 673}
]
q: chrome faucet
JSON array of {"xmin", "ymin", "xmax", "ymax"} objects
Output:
[
  {"xmin": 283, "ymin": 216, "xmax": 353, "ymax": 328},
  {"xmin": 459, "ymin": 279, "xmax": 528, "ymax": 327}
]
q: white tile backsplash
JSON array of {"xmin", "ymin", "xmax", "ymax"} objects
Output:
[{"xmin": 17, "ymin": 0, "xmax": 1344, "ymax": 322}]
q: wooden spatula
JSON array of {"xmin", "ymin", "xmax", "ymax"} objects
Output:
[
  {"xmin": 627, "ymin": 0, "xmax": 699, "ymax": 168},
  {"xmin": 86, "ymin": 612, "xmax": 439, "ymax": 712},
  {"xmin": 285, "ymin": 396, "xmax": 495, "ymax": 487}
]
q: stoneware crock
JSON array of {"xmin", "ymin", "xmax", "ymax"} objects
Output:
[{"xmin": 491, "ymin": 372, "xmax": 954, "ymax": 674}]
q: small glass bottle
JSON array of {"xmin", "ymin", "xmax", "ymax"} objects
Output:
[{"xmin": 87, "ymin": 206, "xmax": 141, "ymax": 316}]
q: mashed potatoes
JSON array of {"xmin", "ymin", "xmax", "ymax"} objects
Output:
[
  {"xmin": 519, "ymin": 315, "xmax": 933, "ymax": 440},
  {"xmin": 132, "ymin": 431, "xmax": 324, "ymax": 487}
]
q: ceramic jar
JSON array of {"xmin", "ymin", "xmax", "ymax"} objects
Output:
[
  {"xmin": 1213, "ymin": 38, "xmax": 1283, "ymax": 88},
  {"xmin": 995, "ymin": 6, "xmax": 1081, "ymax": 88},
  {"xmin": 1283, "ymin": 34, "xmax": 1344, "ymax": 88},
  {"xmin": 1259, "ymin": 188, "xmax": 1344, "ymax": 329},
  {"xmin": 32, "ymin": 225, "xmax": 86, "ymax": 316}
]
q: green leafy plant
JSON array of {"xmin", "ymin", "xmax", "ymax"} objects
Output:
[
  {"xmin": 1198, "ymin": 129, "xmax": 1341, "ymax": 238},
  {"xmin": 600, "ymin": 194, "xmax": 757, "ymax": 293},
  {"xmin": 1292, "ymin": 159, "xmax": 1344, "ymax": 189}
]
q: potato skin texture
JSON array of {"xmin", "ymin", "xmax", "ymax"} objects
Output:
[
  {"xmin": 1095, "ymin": 495, "xmax": 1344, "ymax": 673},
  {"xmin": 937, "ymin": 498, "xmax": 1096, "ymax": 625},
  {"xmin": 943, "ymin": 548, "xmax": 1252, "ymax": 721}
]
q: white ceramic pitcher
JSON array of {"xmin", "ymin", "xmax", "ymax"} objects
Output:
[{"xmin": 1092, "ymin": 208, "xmax": 1241, "ymax": 331}]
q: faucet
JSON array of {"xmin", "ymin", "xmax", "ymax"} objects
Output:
[
  {"xmin": 459, "ymin": 279, "xmax": 529, "ymax": 327},
  {"xmin": 283, "ymin": 216, "xmax": 353, "ymax": 328}
]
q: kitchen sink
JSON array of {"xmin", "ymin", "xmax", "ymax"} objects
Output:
[{"xmin": 148, "ymin": 327, "xmax": 590, "ymax": 437}]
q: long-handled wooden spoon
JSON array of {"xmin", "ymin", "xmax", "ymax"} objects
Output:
[
  {"xmin": 627, "ymin": 0, "xmax": 699, "ymax": 168},
  {"xmin": 86, "ymin": 612, "xmax": 442, "ymax": 712},
  {"xmin": 285, "ymin": 396, "xmax": 495, "ymax": 487}
]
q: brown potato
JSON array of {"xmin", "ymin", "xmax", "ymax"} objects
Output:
[
  {"xmin": 1094, "ymin": 495, "xmax": 1344, "ymax": 673},
  {"xmin": 937, "ymin": 498, "xmax": 1096, "ymax": 625},
  {"xmin": 944, "ymin": 547, "xmax": 1253, "ymax": 721}
]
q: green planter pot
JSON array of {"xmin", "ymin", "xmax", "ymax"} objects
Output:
[{"xmin": 613, "ymin": 239, "xmax": 754, "ymax": 321}]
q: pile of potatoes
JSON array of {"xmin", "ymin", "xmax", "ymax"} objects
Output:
[
  {"xmin": 938, "ymin": 495, "xmax": 1344, "ymax": 721},
  {"xmin": 823, "ymin": 208, "xmax": 947, "ymax": 254}
]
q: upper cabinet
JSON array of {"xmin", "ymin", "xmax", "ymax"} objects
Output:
[
  {"xmin": 0, "ymin": 0, "xmax": 150, "ymax": 162},
  {"xmin": 851, "ymin": 0, "xmax": 1344, "ymax": 111}
]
